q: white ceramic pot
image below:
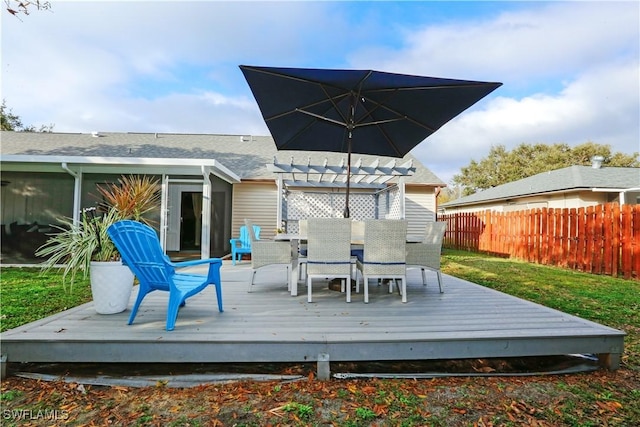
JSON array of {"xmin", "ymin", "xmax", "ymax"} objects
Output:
[{"xmin": 90, "ymin": 261, "xmax": 134, "ymax": 314}]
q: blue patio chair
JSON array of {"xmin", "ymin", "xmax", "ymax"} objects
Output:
[
  {"xmin": 230, "ymin": 224, "xmax": 261, "ymax": 265},
  {"xmin": 107, "ymin": 220, "xmax": 223, "ymax": 331}
]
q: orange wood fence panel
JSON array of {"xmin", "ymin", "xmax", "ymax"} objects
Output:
[{"xmin": 442, "ymin": 202, "xmax": 639, "ymax": 280}]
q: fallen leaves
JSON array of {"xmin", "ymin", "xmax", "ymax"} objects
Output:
[
  {"xmin": 0, "ymin": 368, "xmax": 638, "ymax": 426},
  {"xmin": 595, "ymin": 399, "xmax": 623, "ymax": 413}
]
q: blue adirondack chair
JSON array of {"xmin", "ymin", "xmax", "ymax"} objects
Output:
[
  {"xmin": 107, "ymin": 220, "xmax": 223, "ymax": 331},
  {"xmin": 229, "ymin": 224, "xmax": 260, "ymax": 265}
]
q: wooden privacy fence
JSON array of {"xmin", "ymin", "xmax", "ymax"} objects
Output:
[{"xmin": 441, "ymin": 203, "xmax": 640, "ymax": 280}]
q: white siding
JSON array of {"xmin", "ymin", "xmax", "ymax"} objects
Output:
[
  {"xmin": 405, "ymin": 186, "xmax": 437, "ymax": 235},
  {"xmin": 445, "ymin": 191, "xmax": 613, "ymax": 214},
  {"xmin": 231, "ymin": 182, "xmax": 439, "ymax": 239},
  {"xmin": 231, "ymin": 182, "xmax": 279, "ymax": 239}
]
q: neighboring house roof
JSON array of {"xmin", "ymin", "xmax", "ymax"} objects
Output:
[
  {"xmin": 442, "ymin": 165, "xmax": 640, "ymax": 207},
  {"xmin": 0, "ymin": 131, "xmax": 445, "ymax": 186}
]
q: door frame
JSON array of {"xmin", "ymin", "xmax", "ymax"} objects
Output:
[{"xmin": 161, "ymin": 176, "xmax": 211, "ymax": 259}]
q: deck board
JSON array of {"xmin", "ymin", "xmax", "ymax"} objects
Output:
[{"xmin": 0, "ymin": 262, "xmax": 625, "ymax": 369}]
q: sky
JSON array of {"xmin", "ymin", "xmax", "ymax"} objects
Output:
[{"xmin": 2, "ymin": 0, "xmax": 639, "ymax": 185}]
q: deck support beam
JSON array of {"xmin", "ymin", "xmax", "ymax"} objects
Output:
[
  {"xmin": 317, "ymin": 353, "xmax": 330, "ymax": 380},
  {"xmin": 597, "ymin": 352, "xmax": 621, "ymax": 370},
  {"xmin": 0, "ymin": 354, "xmax": 6, "ymax": 380}
]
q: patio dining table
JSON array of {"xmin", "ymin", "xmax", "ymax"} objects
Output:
[{"xmin": 274, "ymin": 221, "xmax": 423, "ymax": 297}]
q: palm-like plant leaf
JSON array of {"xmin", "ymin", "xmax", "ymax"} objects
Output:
[
  {"xmin": 96, "ymin": 175, "xmax": 160, "ymax": 224},
  {"xmin": 36, "ymin": 175, "xmax": 161, "ymax": 292},
  {"xmin": 35, "ymin": 208, "xmax": 122, "ymax": 291}
]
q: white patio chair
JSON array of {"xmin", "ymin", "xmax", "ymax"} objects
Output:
[
  {"xmin": 245, "ymin": 219, "xmax": 292, "ymax": 293},
  {"xmin": 306, "ymin": 218, "xmax": 353, "ymax": 303},
  {"xmin": 355, "ymin": 219, "xmax": 408, "ymax": 303},
  {"xmin": 406, "ymin": 221, "xmax": 447, "ymax": 293}
]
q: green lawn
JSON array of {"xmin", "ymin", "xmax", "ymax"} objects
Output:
[
  {"xmin": 0, "ymin": 267, "xmax": 92, "ymax": 332},
  {"xmin": 440, "ymin": 249, "xmax": 639, "ymax": 369}
]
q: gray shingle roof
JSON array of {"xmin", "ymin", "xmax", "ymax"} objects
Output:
[
  {"xmin": 0, "ymin": 131, "xmax": 445, "ymax": 185},
  {"xmin": 442, "ymin": 165, "xmax": 640, "ymax": 207}
]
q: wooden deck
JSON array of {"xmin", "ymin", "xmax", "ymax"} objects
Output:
[{"xmin": 0, "ymin": 262, "xmax": 625, "ymax": 372}]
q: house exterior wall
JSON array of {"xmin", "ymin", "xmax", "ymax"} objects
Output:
[
  {"xmin": 405, "ymin": 186, "xmax": 437, "ymax": 235},
  {"xmin": 443, "ymin": 191, "xmax": 613, "ymax": 214},
  {"xmin": 231, "ymin": 182, "xmax": 439, "ymax": 240},
  {"xmin": 231, "ymin": 181, "xmax": 280, "ymax": 240}
]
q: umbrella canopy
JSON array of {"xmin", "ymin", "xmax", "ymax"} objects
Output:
[{"xmin": 240, "ymin": 65, "xmax": 501, "ymax": 217}]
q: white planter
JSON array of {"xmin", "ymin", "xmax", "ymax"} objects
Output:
[{"xmin": 90, "ymin": 261, "xmax": 134, "ymax": 314}]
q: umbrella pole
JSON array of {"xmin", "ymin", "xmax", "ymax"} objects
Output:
[
  {"xmin": 344, "ymin": 138, "xmax": 351, "ymax": 218},
  {"xmin": 344, "ymin": 94, "xmax": 356, "ymax": 219}
]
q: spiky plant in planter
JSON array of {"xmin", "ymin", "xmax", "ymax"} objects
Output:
[
  {"xmin": 96, "ymin": 175, "xmax": 161, "ymax": 224},
  {"xmin": 36, "ymin": 175, "xmax": 161, "ymax": 292}
]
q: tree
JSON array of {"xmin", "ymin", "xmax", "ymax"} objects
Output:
[
  {"xmin": 4, "ymin": 0, "xmax": 51, "ymax": 19},
  {"xmin": 452, "ymin": 142, "xmax": 639, "ymax": 196},
  {"xmin": 436, "ymin": 185, "xmax": 464, "ymax": 205},
  {"xmin": 1, "ymin": 100, "xmax": 53, "ymax": 132}
]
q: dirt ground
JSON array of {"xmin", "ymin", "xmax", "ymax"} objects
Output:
[{"xmin": 2, "ymin": 357, "xmax": 639, "ymax": 426}]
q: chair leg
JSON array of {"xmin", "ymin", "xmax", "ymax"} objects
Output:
[
  {"xmin": 352, "ymin": 264, "xmax": 360, "ymax": 293},
  {"xmin": 401, "ymin": 277, "xmax": 407, "ymax": 303},
  {"xmin": 307, "ymin": 276, "xmax": 313, "ymax": 303},
  {"xmin": 232, "ymin": 251, "xmax": 236, "ymax": 266},
  {"xmin": 247, "ymin": 270, "xmax": 257, "ymax": 292},
  {"xmin": 346, "ymin": 277, "xmax": 351, "ymax": 303},
  {"xmin": 390, "ymin": 279, "xmax": 401, "ymax": 295},
  {"xmin": 166, "ymin": 292, "xmax": 182, "ymax": 331},
  {"xmin": 127, "ymin": 288, "xmax": 148, "ymax": 325},
  {"xmin": 364, "ymin": 276, "xmax": 369, "ymax": 304},
  {"xmin": 214, "ymin": 282, "xmax": 224, "ymax": 312},
  {"xmin": 421, "ymin": 268, "xmax": 427, "ymax": 285},
  {"xmin": 437, "ymin": 270, "xmax": 444, "ymax": 293}
]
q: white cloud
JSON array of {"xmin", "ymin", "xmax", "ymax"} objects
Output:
[
  {"xmin": 350, "ymin": 2, "xmax": 639, "ymax": 84},
  {"xmin": 1, "ymin": 1, "xmax": 638, "ymax": 187},
  {"xmin": 358, "ymin": 1, "xmax": 640, "ymax": 184},
  {"xmin": 414, "ymin": 58, "xmax": 640, "ymax": 184}
]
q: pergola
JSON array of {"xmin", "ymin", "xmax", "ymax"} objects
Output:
[{"xmin": 267, "ymin": 156, "xmax": 416, "ymax": 233}]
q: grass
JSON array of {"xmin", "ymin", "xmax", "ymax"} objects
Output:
[
  {"xmin": 1, "ymin": 251, "xmax": 639, "ymax": 426},
  {"xmin": 0, "ymin": 267, "xmax": 92, "ymax": 332},
  {"xmin": 440, "ymin": 249, "xmax": 640, "ymax": 369}
]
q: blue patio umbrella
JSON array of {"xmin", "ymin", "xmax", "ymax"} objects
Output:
[{"xmin": 240, "ymin": 65, "xmax": 501, "ymax": 217}]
